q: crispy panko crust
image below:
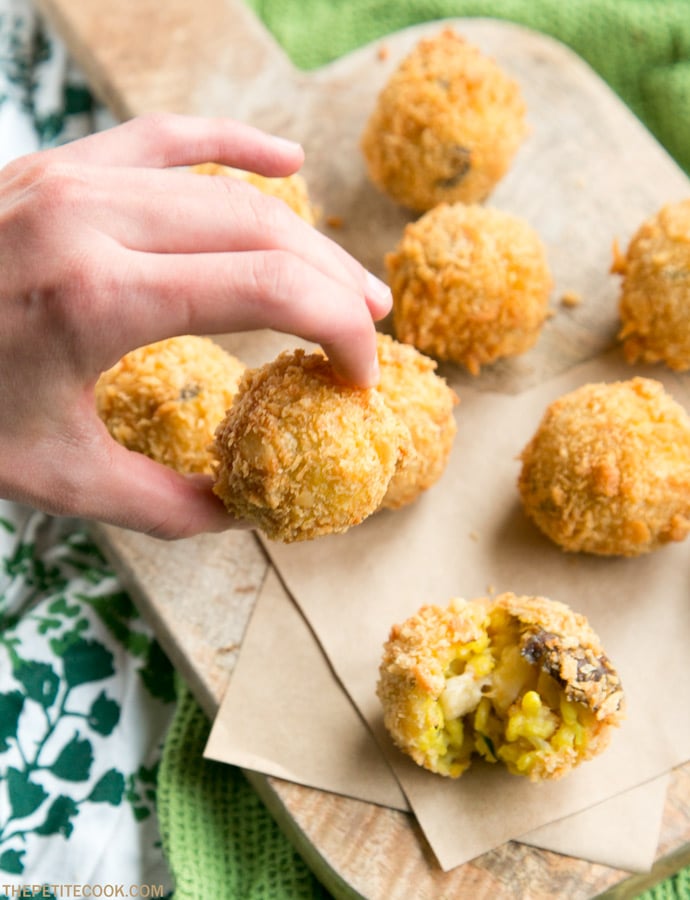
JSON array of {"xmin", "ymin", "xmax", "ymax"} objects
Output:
[
  {"xmin": 375, "ymin": 333, "xmax": 458, "ymax": 508},
  {"xmin": 613, "ymin": 198, "xmax": 690, "ymax": 371},
  {"xmin": 387, "ymin": 203, "xmax": 552, "ymax": 374},
  {"xmin": 211, "ymin": 349, "xmax": 412, "ymax": 542},
  {"xmin": 95, "ymin": 336, "xmax": 245, "ymax": 475},
  {"xmin": 190, "ymin": 162, "xmax": 316, "ymax": 225},
  {"xmin": 361, "ymin": 29, "xmax": 527, "ymax": 212},
  {"xmin": 518, "ymin": 377, "xmax": 690, "ymax": 556},
  {"xmin": 377, "ymin": 593, "xmax": 624, "ymax": 781}
]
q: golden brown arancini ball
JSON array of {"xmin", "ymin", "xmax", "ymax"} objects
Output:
[
  {"xmin": 613, "ymin": 198, "xmax": 690, "ymax": 371},
  {"xmin": 95, "ymin": 336, "xmax": 246, "ymax": 475},
  {"xmin": 377, "ymin": 593, "xmax": 624, "ymax": 781},
  {"xmin": 518, "ymin": 377, "xmax": 690, "ymax": 556},
  {"xmin": 361, "ymin": 29, "xmax": 527, "ymax": 212},
  {"xmin": 375, "ymin": 333, "xmax": 458, "ymax": 509},
  {"xmin": 211, "ymin": 349, "xmax": 412, "ymax": 542},
  {"xmin": 387, "ymin": 203, "xmax": 552, "ymax": 374},
  {"xmin": 190, "ymin": 162, "xmax": 316, "ymax": 225}
]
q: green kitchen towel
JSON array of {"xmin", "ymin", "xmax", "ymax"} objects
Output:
[
  {"xmin": 248, "ymin": 0, "xmax": 690, "ymax": 175},
  {"xmin": 157, "ymin": 680, "xmax": 331, "ymax": 900},
  {"xmin": 156, "ymin": 2, "xmax": 690, "ymax": 898}
]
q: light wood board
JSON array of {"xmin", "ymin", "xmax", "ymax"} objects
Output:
[{"xmin": 33, "ymin": 0, "xmax": 690, "ymax": 896}]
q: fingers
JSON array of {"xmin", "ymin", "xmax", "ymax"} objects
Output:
[
  {"xmin": 118, "ymin": 248, "xmax": 388, "ymax": 386},
  {"xmin": 4, "ymin": 113, "xmax": 392, "ymax": 389},
  {"xmin": 41, "ymin": 113, "xmax": 305, "ymax": 176},
  {"xmin": 0, "ymin": 421, "xmax": 247, "ymax": 539},
  {"xmin": 85, "ymin": 167, "xmax": 388, "ymax": 309},
  {"xmin": 86, "ymin": 448, "xmax": 243, "ymax": 539}
]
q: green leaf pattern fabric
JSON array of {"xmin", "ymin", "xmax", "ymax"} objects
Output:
[{"xmin": 0, "ymin": 503, "xmax": 174, "ymax": 893}]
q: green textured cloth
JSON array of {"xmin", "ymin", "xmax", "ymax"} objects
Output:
[
  {"xmin": 157, "ymin": 680, "xmax": 331, "ymax": 900},
  {"xmin": 156, "ymin": 2, "xmax": 690, "ymax": 898}
]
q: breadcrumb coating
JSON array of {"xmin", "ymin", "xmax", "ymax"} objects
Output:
[
  {"xmin": 375, "ymin": 333, "xmax": 458, "ymax": 508},
  {"xmin": 518, "ymin": 377, "xmax": 690, "ymax": 556},
  {"xmin": 211, "ymin": 349, "xmax": 412, "ymax": 542},
  {"xmin": 377, "ymin": 593, "xmax": 624, "ymax": 781},
  {"xmin": 95, "ymin": 336, "xmax": 246, "ymax": 475},
  {"xmin": 387, "ymin": 203, "xmax": 552, "ymax": 373},
  {"xmin": 361, "ymin": 29, "xmax": 527, "ymax": 212},
  {"xmin": 613, "ymin": 198, "xmax": 690, "ymax": 371},
  {"xmin": 191, "ymin": 162, "xmax": 316, "ymax": 225}
]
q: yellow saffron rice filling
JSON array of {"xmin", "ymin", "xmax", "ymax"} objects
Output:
[{"xmin": 378, "ymin": 594, "xmax": 624, "ymax": 781}]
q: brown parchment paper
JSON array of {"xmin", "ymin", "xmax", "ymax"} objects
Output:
[
  {"xmin": 252, "ymin": 350, "xmax": 690, "ymax": 872},
  {"xmin": 205, "ymin": 562, "xmax": 670, "ymax": 872},
  {"xmin": 205, "ymin": 566, "xmax": 406, "ymax": 809}
]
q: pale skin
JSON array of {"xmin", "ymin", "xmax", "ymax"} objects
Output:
[{"xmin": 0, "ymin": 113, "xmax": 392, "ymax": 539}]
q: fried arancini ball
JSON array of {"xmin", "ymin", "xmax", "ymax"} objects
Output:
[
  {"xmin": 387, "ymin": 203, "xmax": 552, "ymax": 374},
  {"xmin": 613, "ymin": 199, "xmax": 690, "ymax": 371},
  {"xmin": 518, "ymin": 378, "xmax": 690, "ymax": 556},
  {"xmin": 377, "ymin": 593, "xmax": 624, "ymax": 781},
  {"xmin": 95, "ymin": 336, "xmax": 246, "ymax": 475},
  {"xmin": 361, "ymin": 29, "xmax": 527, "ymax": 212},
  {"xmin": 211, "ymin": 349, "xmax": 412, "ymax": 542},
  {"xmin": 190, "ymin": 162, "xmax": 316, "ymax": 225},
  {"xmin": 375, "ymin": 333, "xmax": 458, "ymax": 509}
]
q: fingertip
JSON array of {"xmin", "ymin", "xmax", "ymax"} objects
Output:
[
  {"xmin": 356, "ymin": 351, "xmax": 381, "ymax": 389},
  {"xmin": 365, "ymin": 271, "xmax": 393, "ymax": 319},
  {"xmin": 270, "ymin": 134, "xmax": 304, "ymax": 160},
  {"xmin": 327, "ymin": 336, "xmax": 381, "ymax": 390}
]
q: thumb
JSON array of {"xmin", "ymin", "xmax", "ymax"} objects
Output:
[{"xmin": 76, "ymin": 440, "xmax": 247, "ymax": 539}]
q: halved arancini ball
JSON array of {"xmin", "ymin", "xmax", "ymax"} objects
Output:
[{"xmin": 378, "ymin": 593, "xmax": 624, "ymax": 781}]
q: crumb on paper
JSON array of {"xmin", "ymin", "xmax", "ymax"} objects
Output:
[
  {"xmin": 377, "ymin": 44, "xmax": 390, "ymax": 61},
  {"xmin": 560, "ymin": 290, "xmax": 582, "ymax": 308},
  {"xmin": 326, "ymin": 214, "xmax": 344, "ymax": 229},
  {"xmin": 610, "ymin": 237, "xmax": 626, "ymax": 275}
]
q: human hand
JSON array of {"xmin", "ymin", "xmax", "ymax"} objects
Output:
[{"xmin": 0, "ymin": 114, "xmax": 392, "ymax": 538}]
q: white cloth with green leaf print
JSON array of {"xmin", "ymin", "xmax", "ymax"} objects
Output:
[
  {"xmin": 0, "ymin": 1, "xmax": 175, "ymax": 892},
  {"xmin": 0, "ymin": 505, "xmax": 175, "ymax": 893}
]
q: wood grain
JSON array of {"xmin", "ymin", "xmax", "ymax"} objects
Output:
[{"xmin": 33, "ymin": 0, "xmax": 690, "ymax": 895}]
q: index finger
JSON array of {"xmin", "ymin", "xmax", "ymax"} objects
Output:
[{"xmin": 46, "ymin": 113, "xmax": 305, "ymax": 175}]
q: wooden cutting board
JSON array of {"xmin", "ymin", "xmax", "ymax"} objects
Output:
[{"xmin": 31, "ymin": 0, "xmax": 690, "ymax": 895}]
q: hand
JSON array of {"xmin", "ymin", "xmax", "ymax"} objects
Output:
[{"xmin": 0, "ymin": 114, "xmax": 392, "ymax": 538}]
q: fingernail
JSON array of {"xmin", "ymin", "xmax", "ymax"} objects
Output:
[
  {"xmin": 366, "ymin": 270, "xmax": 392, "ymax": 304},
  {"xmin": 366, "ymin": 352, "xmax": 381, "ymax": 387},
  {"xmin": 272, "ymin": 135, "xmax": 303, "ymax": 154}
]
